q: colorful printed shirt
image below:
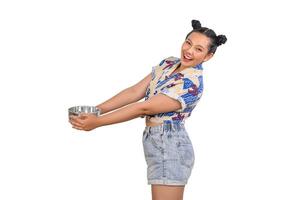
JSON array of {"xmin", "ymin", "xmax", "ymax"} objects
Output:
[{"xmin": 142, "ymin": 56, "xmax": 204, "ymax": 124}]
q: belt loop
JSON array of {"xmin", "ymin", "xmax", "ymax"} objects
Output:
[
  {"xmin": 163, "ymin": 122, "xmax": 167, "ymax": 133},
  {"xmin": 168, "ymin": 123, "xmax": 172, "ymax": 132},
  {"xmin": 150, "ymin": 126, "xmax": 155, "ymax": 134},
  {"xmin": 162, "ymin": 123, "xmax": 166, "ymax": 133},
  {"xmin": 147, "ymin": 126, "xmax": 150, "ymax": 132},
  {"xmin": 173, "ymin": 123, "xmax": 177, "ymax": 132},
  {"xmin": 171, "ymin": 123, "xmax": 177, "ymax": 132}
]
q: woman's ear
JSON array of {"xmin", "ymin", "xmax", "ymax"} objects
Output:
[{"xmin": 203, "ymin": 52, "xmax": 214, "ymax": 62}]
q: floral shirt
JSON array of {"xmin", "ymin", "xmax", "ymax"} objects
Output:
[{"xmin": 142, "ymin": 56, "xmax": 204, "ymax": 124}]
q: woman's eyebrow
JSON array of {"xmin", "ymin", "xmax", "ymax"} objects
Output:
[{"xmin": 187, "ymin": 38, "xmax": 205, "ymax": 49}]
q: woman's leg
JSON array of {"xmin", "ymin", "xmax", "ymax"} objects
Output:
[{"xmin": 151, "ymin": 184, "xmax": 185, "ymax": 200}]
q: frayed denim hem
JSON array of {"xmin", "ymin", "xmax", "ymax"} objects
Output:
[{"xmin": 148, "ymin": 179, "xmax": 187, "ymax": 186}]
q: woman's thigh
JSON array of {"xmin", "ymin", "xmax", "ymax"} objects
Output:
[{"xmin": 151, "ymin": 184, "xmax": 185, "ymax": 200}]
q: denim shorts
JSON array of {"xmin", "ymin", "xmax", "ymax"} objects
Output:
[{"xmin": 142, "ymin": 121, "xmax": 195, "ymax": 186}]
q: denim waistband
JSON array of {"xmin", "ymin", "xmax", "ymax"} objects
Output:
[{"xmin": 144, "ymin": 121, "xmax": 186, "ymax": 133}]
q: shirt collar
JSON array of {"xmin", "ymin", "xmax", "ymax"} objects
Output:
[
  {"xmin": 163, "ymin": 57, "xmax": 203, "ymax": 80},
  {"xmin": 175, "ymin": 57, "xmax": 203, "ymax": 70}
]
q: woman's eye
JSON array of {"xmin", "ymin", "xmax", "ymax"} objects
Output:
[
  {"xmin": 186, "ymin": 41, "xmax": 191, "ymax": 45},
  {"xmin": 197, "ymin": 48, "xmax": 202, "ymax": 52}
]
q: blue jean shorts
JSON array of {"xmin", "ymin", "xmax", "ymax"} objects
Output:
[{"xmin": 142, "ymin": 122, "xmax": 195, "ymax": 186}]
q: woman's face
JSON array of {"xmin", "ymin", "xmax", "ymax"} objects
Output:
[{"xmin": 180, "ymin": 32, "xmax": 214, "ymax": 67}]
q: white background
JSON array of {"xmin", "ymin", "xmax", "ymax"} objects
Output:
[{"xmin": 1, "ymin": 0, "xmax": 300, "ymax": 199}]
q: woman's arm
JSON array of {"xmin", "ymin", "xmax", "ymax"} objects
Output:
[
  {"xmin": 93, "ymin": 93, "xmax": 182, "ymax": 127},
  {"xmin": 95, "ymin": 72, "xmax": 152, "ymax": 114},
  {"xmin": 70, "ymin": 91, "xmax": 182, "ymax": 130},
  {"xmin": 70, "ymin": 73, "xmax": 198, "ymax": 131}
]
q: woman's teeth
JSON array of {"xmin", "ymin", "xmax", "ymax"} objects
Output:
[{"xmin": 184, "ymin": 55, "xmax": 192, "ymax": 60}]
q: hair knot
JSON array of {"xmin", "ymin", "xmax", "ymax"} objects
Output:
[
  {"xmin": 192, "ymin": 20, "xmax": 202, "ymax": 29},
  {"xmin": 216, "ymin": 35, "xmax": 227, "ymax": 46}
]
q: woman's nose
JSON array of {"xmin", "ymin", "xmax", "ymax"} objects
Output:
[{"xmin": 186, "ymin": 47, "xmax": 193, "ymax": 55}]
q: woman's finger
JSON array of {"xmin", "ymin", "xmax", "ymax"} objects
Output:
[
  {"xmin": 70, "ymin": 116, "xmax": 83, "ymax": 124},
  {"xmin": 72, "ymin": 125, "xmax": 83, "ymax": 130},
  {"xmin": 69, "ymin": 120, "xmax": 83, "ymax": 128},
  {"xmin": 70, "ymin": 116, "xmax": 83, "ymax": 125},
  {"xmin": 69, "ymin": 119, "xmax": 83, "ymax": 127}
]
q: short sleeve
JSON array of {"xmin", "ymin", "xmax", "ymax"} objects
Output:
[{"xmin": 158, "ymin": 75, "xmax": 202, "ymax": 112}]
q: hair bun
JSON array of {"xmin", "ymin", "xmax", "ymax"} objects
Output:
[
  {"xmin": 192, "ymin": 20, "xmax": 202, "ymax": 29},
  {"xmin": 216, "ymin": 35, "xmax": 227, "ymax": 46}
]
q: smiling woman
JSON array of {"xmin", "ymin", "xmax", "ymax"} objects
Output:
[{"xmin": 68, "ymin": 19, "xmax": 227, "ymax": 200}]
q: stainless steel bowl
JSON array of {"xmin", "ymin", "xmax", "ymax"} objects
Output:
[{"xmin": 68, "ymin": 105, "xmax": 101, "ymax": 119}]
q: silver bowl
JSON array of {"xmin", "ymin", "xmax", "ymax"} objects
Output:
[{"xmin": 68, "ymin": 105, "xmax": 101, "ymax": 119}]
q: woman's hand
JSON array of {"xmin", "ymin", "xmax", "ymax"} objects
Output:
[{"xmin": 69, "ymin": 114, "xmax": 101, "ymax": 131}]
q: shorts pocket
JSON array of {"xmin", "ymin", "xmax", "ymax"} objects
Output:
[
  {"xmin": 175, "ymin": 136, "xmax": 195, "ymax": 169},
  {"xmin": 149, "ymin": 133, "xmax": 163, "ymax": 151},
  {"xmin": 142, "ymin": 131, "xmax": 163, "ymax": 163}
]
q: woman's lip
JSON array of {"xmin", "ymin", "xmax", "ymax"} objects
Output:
[
  {"xmin": 182, "ymin": 55, "xmax": 192, "ymax": 62},
  {"xmin": 183, "ymin": 53, "xmax": 193, "ymax": 59}
]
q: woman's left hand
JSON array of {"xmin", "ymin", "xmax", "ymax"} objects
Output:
[{"xmin": 69, "ymin": 114, "xmax": 100, "ymax": 131}]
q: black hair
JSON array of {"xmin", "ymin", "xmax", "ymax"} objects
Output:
[{"xmin": 185, "ymin": 20, "xmax": 227, "ymax": 54}]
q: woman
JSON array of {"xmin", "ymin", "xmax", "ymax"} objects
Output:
[{"xmin": 69, "ymin": 19, "xmax": 227, "ymax": 200}]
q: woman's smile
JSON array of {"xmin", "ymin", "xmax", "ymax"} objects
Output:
[{"xmin": 181, "ymin": 52, "xmax": 193, "ymax": 63}]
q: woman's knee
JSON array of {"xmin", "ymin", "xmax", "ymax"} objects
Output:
[{"xmin": 151, "ymin": 184, "xmax": 185, "ymax": 200}]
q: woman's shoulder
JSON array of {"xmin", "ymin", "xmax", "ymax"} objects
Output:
[
  {"xmin": 151, "ymin": 56, "xmax": 180, "ymax": 77},
  {"xmin": 158, "ymin": 56, "xmax": 180, "ymax": 66}
]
